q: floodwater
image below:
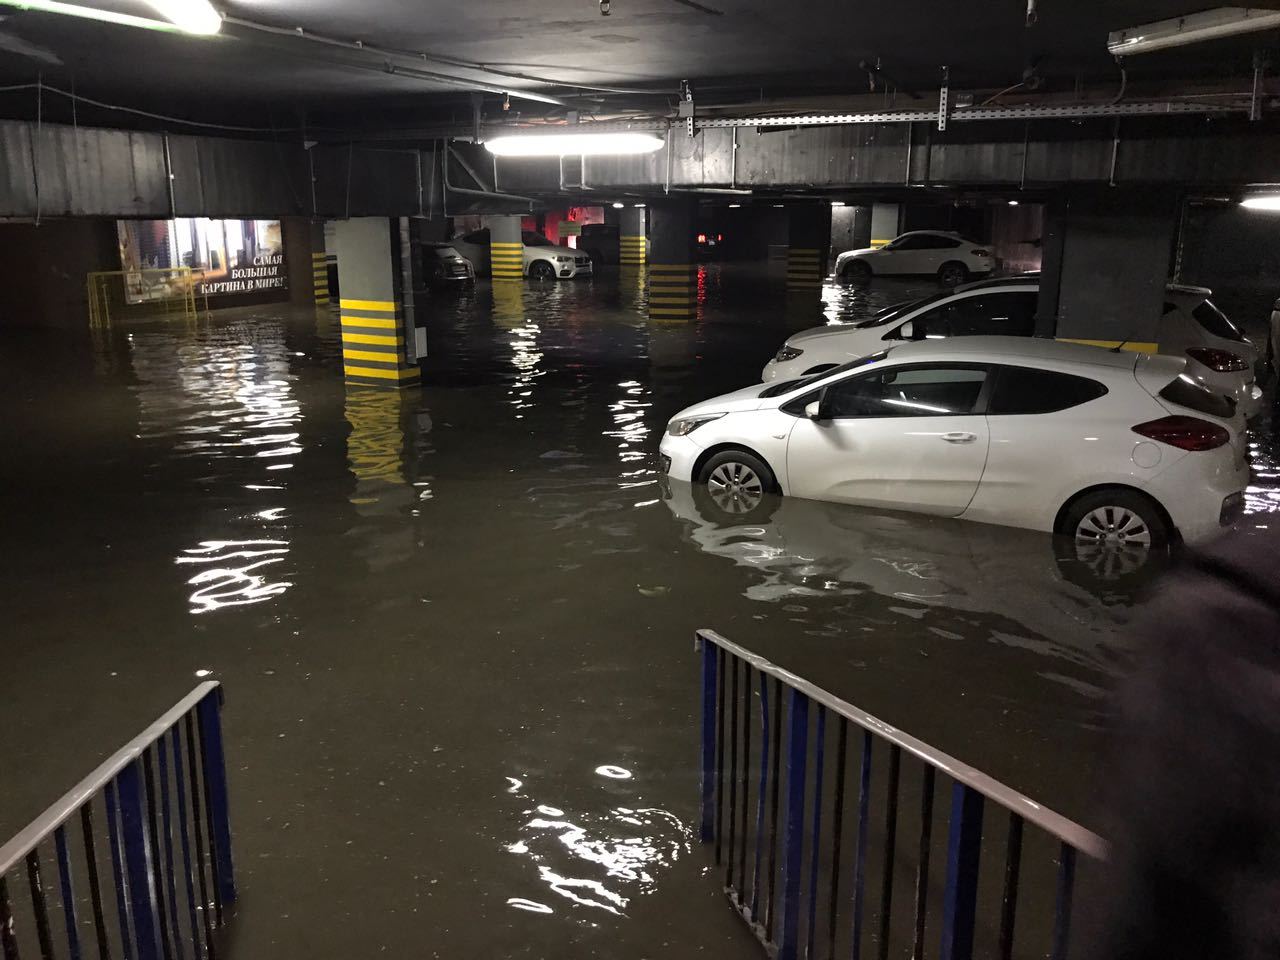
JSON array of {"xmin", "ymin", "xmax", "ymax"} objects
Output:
[{"xmin": 1, "ymin": 265, "xmax": 1276, "ymax": 958}]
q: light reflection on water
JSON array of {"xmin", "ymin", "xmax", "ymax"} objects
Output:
[
  {"xmin": 504, "ymin": 775, "xmax": 690, "ymax": 918},
  {"xmin": 129, "ymin": 319, "xmax": 301, "ymax": 613}
]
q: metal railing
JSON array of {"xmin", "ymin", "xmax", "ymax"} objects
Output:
[
  {"xmin": 87, "ymin": 269, "xmax": 205, "ymax": 328},
  {"xmin": 0, "ymin": 683, "xmax": 235, "ymax": 960},
  {"xmin": 696, "ymin": 630, "xmax": 1107, "ymax": 960}
]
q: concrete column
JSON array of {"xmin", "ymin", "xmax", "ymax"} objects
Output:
[
  {"xmin": 332, "ymin": 217, "xmax": 421, "ymax": 390},
  {"xmin": 309, "ymin": 220, "xmax": 329, "ymax": 306},
  {"xmin": 870, "ymin": 203, "xmax": 901, "ymax": 247},
  {"xmin": 489, "ymin": 216, "xmax": 523, "ymax": 282},
  {"xmin": 648, "ymin": 201, "xmax": 696, "ymax": 322},
  {"xmin": 786, "ymin": 202, "xmax": 832, "ymax": 292},
  {"xmin": 619, "ymin": 206, "xmax": 647, "ymax": 267},
  {"xmin": 1037, "ymin": 188, "xmax": 1178, "ymax": 350}
]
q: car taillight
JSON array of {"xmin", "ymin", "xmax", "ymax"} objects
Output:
[
  {"xmin": 1186, "ymin": 347, "xmax": 1249, "ymax": 373},
  {"xmin": 971, "ymin": 249, "xmax": 991, "ymax": 257},
  {"xmin": 1133, "ymin": 415, "xmax": 1230, "ymax": 451}
]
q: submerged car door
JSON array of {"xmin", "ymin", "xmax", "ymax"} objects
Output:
[{"xmin": 784, "ymin": 363, "xmax": 992, "ymax": 516}]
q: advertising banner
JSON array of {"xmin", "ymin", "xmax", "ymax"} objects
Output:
[{"xmin": 117, "ymin": 218, "xmax": 286, "ymax": 304}]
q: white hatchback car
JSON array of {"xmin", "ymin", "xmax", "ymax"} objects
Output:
[
  {"xmin": 765, "ymin": 281, "xmax": 1262, "ymax": 419},
  {"xmin": 660, "ymin": 337, "xmax": 1248, "ymax": 548},
  {"xmin": 835, "ymin": 231, "xmax": 994, "ymax": 286}
]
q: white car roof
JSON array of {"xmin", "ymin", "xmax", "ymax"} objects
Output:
[{"xmin": 882, "ymin": 335, "xmax": 1145, "ymax": 371}]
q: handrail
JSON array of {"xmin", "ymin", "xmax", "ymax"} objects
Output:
[
  {"xmin": 0, "ymin": 681, "xmax": 221, "ymax": 875},
  {"xmin": 697, "ymin": 630, "xmax": 1107, "ymax": 860}
]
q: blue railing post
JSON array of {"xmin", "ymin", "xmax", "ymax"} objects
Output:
[
  {"xmin": 699, "ymin": 636, "xmax": 719, "ymax": 844},
  {"xmin": 940, "ymin": 783, "xmax": 985, "ymax": 960},
  {"xmin": 117, "ymin": 761, "xmax": 163, "ymax": 960},
  {"xmin": 777, "ymin": 689, "xmax": 809, "ymax": 960},
  {"xmin": 197, "ymin": 690, "xmax": 237, "ymax": 907}
]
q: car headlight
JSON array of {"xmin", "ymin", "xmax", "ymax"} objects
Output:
[
  {"xmin": 775, "ymin": 345, "xmax": 803, "ymax": 362},
  {"xmin": 555, "ymin": 255, "xmax": 572, "ymax": 262},
  {"xmin": 667, "ymin": 413, "xmax": 725, "ymax": 436}
]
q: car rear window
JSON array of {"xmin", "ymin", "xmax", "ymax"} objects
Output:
[
  {"xmin": 988, "ymin": 366, "xmax": 1108, "ymax": 415},
  {"xmin": 433, "ymin": 246, "xmax": 462, "ymax": 259},
  {"xmin": 1191, "ymin": 301, "xmax": 1246, "ymax": 342},
  {"xmin": 1159, "ymin": 374, "xmax": 1237, "ymax": 419}
]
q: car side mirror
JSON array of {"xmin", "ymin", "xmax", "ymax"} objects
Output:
[{"xmin": 805, "ymin": 388, "xmax": 830, "ymax": 421}]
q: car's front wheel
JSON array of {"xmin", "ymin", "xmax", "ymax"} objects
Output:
[
  {"xmin": 697, "ymin": 449, "xmax": 776, "ymax": 517},
  {"xmin": 528, "ymin": 260, "xmax": 556, "ymax": 282},
  {"xmin": 842, "ymin": 260, "xmax": 872, "ymax": 284}
]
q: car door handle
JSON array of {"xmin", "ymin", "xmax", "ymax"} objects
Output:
[{"xmin": 941, "ymin": 431, "xmax": 977, "ymax": 443}]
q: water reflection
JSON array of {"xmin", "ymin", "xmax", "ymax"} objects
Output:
[
  {"xmin": 662, "ymin": 479, "xmax": 1152, "ymax": 676},
  {"xmin": 128, "ymin": 319, "xmax": 301, "ymax": 613},
  {"xmin": 505, "ymin": 776, "xmax": 690, "ymax": 918}
]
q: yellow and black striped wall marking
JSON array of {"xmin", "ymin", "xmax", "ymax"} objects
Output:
[
  {"xmin": 490, "ymin": 241, "xmax": 524, "ymax": 282},
  {"xmin": 312, "ymin": 252, "xmax": 329, "ymax": 305},
  {"xmin": 648, "ymin": 264, "xmax": 697, "ymax": 322},
  {"xmin": 620, "ymin": 234, "xmax": 647, "ymax": 266},
  {"xmin": 1057, "ymin": 338, "xmax": 1159, "ymax": 353},
  {"xmin": 786, "ymin": 248, "xmax": 825, "ymax": 289},
  {"xmin": 340, "ymin": 298, "xmax": 421, "ymax": 388}
]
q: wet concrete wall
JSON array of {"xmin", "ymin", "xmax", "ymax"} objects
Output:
[{"xmin": 0, "ymin": 218, "xmax": 118, "ymax": 328}]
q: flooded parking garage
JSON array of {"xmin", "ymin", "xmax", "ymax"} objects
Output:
[{"xmin": 3, "ymin": 267, "xmax": 1277, "ymax": 957}]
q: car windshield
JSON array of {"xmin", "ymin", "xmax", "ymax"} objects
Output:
[
  {"xmin": 759, "ymin": 351, "xmax": 889, "ymax": 398},
  {"xmin": 433, "ymin": 247, "xmax": 462, "ymax": 259},
  {"xmin": 523, "ymin": 233, "xmax": 555, "ymax": 247},
  {"xmin": 852, "ymin": 293, "xmax": 949, "ymax": 329}
]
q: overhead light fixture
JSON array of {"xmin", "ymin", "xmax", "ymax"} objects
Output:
[
  {"xmin": 728, "ymin": 203, "xmax": 742, "ymax": 208},
  {"xmin": 484, "ymin": 132, "xmax": 665, "ymax": 158},
  {"xmin": 1107, "ymin": 7, "xmax": 1280, "ymax": 56},
  {"xmin": 0, "ymin": 0, "xmax": 179, "ymax": 31},
  {"xmin": 1008, "ymin": 199, "xmax": 1020, "ymax": 206},
  {"xmin": 144, "ymin": 0, "xmax": 221, "ymax": 33},
  {"xmin": 145, "ymin": 0, "xmax": 222, "ymax": 34},
  {"xmin": 831, "ymin": 201, "xmax": 845, "ymax": 207},
  {"xmin": 773, "ymin": 204, "xmax": 785, "ymax": 208},
  {"xmin": 611, "ymin": 202, "xmax": 625, "ymax": 209},
  {"xmin": 632, "ymin": 203, "xmax": 646, "ymax": 208},
  {"xmin": 1241, "ymin": 194, "xmax": 1280, "ymax": 211}
]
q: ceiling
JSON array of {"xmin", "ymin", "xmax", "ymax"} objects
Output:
[{"xmin": 0, "ymin": 0, "xmax": 1276, "ymax": 134}]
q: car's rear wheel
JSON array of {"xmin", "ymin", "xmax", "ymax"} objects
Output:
[
  {"xmin": 842, "ymin": 260, "xmax": 872, "ymax": 284},
  {"xmin": 697, "ymin": 449, "xmax": 776, "ymax": 517},
  {"xmin": 1060, "ymin": 489, "xmax": 1171, "ymax": 581},
  {"xmin": 528, "ymin": 260, "xmax": 556, "ymax": 282},
  {"xmin": 938, "ymin": 261, "xmax": 969, "ymax": 287}
]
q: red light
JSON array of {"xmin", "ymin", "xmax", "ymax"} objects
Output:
[
  {"xmin": 697, "ymin": 233, "xmax": 707, "ymax": 243},
  {"xmin": 1133, "ymin": 415, "xmax": 1230, "ymax": 451},
  {"xmin": 1186, "ymin": 347, "xmax": 1249, "ymax": 373},
  {"xmin": 717, "ymin": 234, "xmax": 723, "ymax": 242}
]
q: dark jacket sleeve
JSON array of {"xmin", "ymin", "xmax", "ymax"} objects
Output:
[{"xmin": 1092, "ymin": 529, "xmax": 1280, "ymax": 960}]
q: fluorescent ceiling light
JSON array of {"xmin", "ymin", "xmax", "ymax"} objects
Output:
[
  {"xmin": 1241, "ymin": 195, "xmax": 1280, "ymax": 211},
  {"xmin": 632, "ymin": 203, "xmax": 645, "ymax": 208},
  {"xmin": 611, "ymin": 201, "xmax": 625, "ymax": 208},
  {"xmin": 484, "ymin": 132, "xmax": 665, "ymax": 157},
  {"xmin": 1107, "ymin": 7, "xmax": 1280, "ymax": 56},
  {"xmin": 831, "ymin": 200, "xmax": 845, "ymax": 207},
  {"xmin": 0, "ymin": 0, "xmax": 179, "ymax": 31},
  {"xmin": 728, "ymin": 203, "xmax": 742, "ymax": 208},
  {"xmin": 1008, "ymin": 199, "xmax": 1020, "ymax": 206},
  {"xmin": 146, "ymin": 0, "xmax": 221, "ymax": 34}
]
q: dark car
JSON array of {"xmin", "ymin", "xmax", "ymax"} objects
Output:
[
  {"xmin": 422, "ymin": 243, "xmax": 475, "ymax": 287},
  {"xmin": 577, "ymin": 223, "xmax": 620, "ymax": 265}
]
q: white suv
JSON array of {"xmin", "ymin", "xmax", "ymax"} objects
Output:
[
  {"xmin": 765, "ymin": 281, "xmax": 1262, "ymax": 419},
  {"xmin": 835, "ymin": 231, "xmax": 994, "ymax": 286},
  {"xmin": 449, "ymin": 228, "xmax": 593, "ymax": 280},
  {"xmin": 661, "ymin": 337, "xmax": 1248, "ymax": 548}
]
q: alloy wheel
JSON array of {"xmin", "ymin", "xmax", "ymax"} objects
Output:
[
  {"xmin": 1074, "ymin": 506, "xmax": 1153, "ymax": 579},
  {"xmin": 707, "ymin": 461, "xmax": 764, "ymax": 513}
]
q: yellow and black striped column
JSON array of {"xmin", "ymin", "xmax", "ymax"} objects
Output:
[
  {"xmin": 312, "ymin": 252, "xmax": 330, "ymax": 305},
  {"xmin": 619, "ymin": 205, "xmax": 647, "ymax": 267},
  {"xmin": 339, "ymin": 299, "xmax": 421, "ymax": 388},
  {"xmin": 489, "ymin": 216, "xmax": 524, "ymax": 282},
  {"xmin": 785, "ymin": 202, "xmax": 832, "ymax": 293},
  {"xmin": 332, "ymin": 218, "xmax": 421, "ymax": 390},
  {"xmin": 647, "ymin": 201, "xmax": 697, "ymax": 323}
]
